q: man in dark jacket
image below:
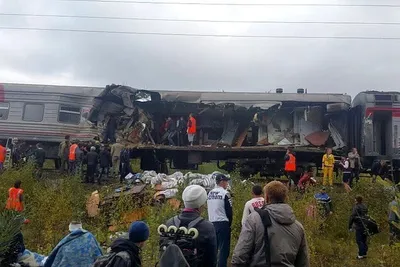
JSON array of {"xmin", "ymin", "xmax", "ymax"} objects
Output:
[
  {"xmin": 120, "ymin": 145, "xmax": 132, "ymax": 183},
  {"xmin": 349, "ymin": 195, "xmax": 369, "ymax": 259},
  {"xmin": 105, "ymin": 221, "xmax": 149, "ymax": 267},
  {"xmin": 161, "ymin": 185, "xmax": 217, "ymax": 267},
  {"xmin": 98, "ymin": 146, "xmax": 112, "ymax": 184},
  {"xmin": 34, "ymin": 143, "xmax": 46, "ymax": 179},
  {"xmin": 86, "ymin": 147, "xmax": 99, "ymax": 184}
]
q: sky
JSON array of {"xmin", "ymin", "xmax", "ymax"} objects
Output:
[{"xmin": 1, "ymin": 0, "xmax": 400, "ymax": 95}]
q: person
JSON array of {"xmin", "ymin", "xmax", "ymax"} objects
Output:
[
  {"xmin": 298, "ymin": 166, "xmax": 316, "ymax": 191},
  {"xmin": 388, "ymin": 196, "xmax": 399, "ymax": 245},
  {"xmin": 340, "ymin": 157, "xmax": 352, "ymax": 192},
  {"xmin": 11, "ymin": 138, "xmax": 22, "ymax": 168},
  {"xmin": 284, "ymin": 148, "xmax": 297, "ymax": 189},
  {"xmin": 5, "ymin": 180, "xmax": 24, "ymax": 212},
  {"xmin": 0, "ymin": 142, "xmax": 6, "ymax": 171},
  {"xmin": 166, "ymin": 117, "xmax": 177, "ymax": 146},
  {"xmin": 103, "ymin": 115, "xmax": 117, "ymax": 143},
  {"xmin": 94, "ymin": 221, "xmax": 150, "ymax": 267},
  {"xmin": 241, "ymin": 185, "xmax": 265, "ymax": 226},
  {"xmin": 34, "ymin": 143, "xmax": 46, "ymax": 179},
  {"xmin": 231, "ymin": 181, "xmax": 310, "ymax": 267},
  {"xmin": 160, "ymin": 185, "xmax": 217, "ymax": 267},
  {"xmin": 187, "ymin": 113, "xmax": 197, "ymax": 146},
  {"xmin": 68, "ymin": 141, "xmax": 79, "ymax": 175},
  {"xmin": 120, "ymin": 145, "xmax": 132, "ymax": 183},
  {"xmin": 348, "ymin": 148, "xmax": 362, "ymax": 183},
  {"xmin": 111, "ymin": 140, "xmax": 124, "ymax": 177},
  {"xmin": 86, "ymin": 147, "xmax": 99, "ymax": 184},
  {"xmin": 75, "ymin": 143, "xmax": 84, "ymax": 176},
  {"xmin": 207, "ymin": 173, "xmax": 232, "ymax": 267},
  {"xmin": 58, "ymin": 135, "xmax": 70, "ymax": 173},
  {"xmin": 314, "ymin": 188, "xmax": 333, "ymax": 218},
  {"xmin": 176, "ymin": 116, "xmax": 187, "ymax": 146},
  {"xmin": 322, "ymin": 148, "xmax": 335, "ymax": 187},
  {"xmin": 349, "ymin": 195, "xmax": 369, "ymax": 259},
  {"xmin": 98, "ymin": 146, "xmax": 112, "ymax": 184},
  {"xmin": 371, "ymin": 160, "xmax": 390, "ymax": 183},
  {"xmin": 44, "ymin": 221, "xmax": 102, "ymax": 267}
]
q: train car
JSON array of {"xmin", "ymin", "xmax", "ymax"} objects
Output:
[
  {"xmin": 350, "ymin": 91, "xmax": 400, "ymax": 170},
  {"xmin": 0, "ymin": 83, "xmax": 102, "ymax": 163}
]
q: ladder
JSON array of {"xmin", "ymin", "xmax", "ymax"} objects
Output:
[{"xmin": 4, "ymin": 149, "xmax": 12, "ymax": 169}]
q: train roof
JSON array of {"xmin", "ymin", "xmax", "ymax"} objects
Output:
[
  {"xmin": 1, "ymin": 83, "xmax": 104, "ymax": 97},
  {"xmin": 352, "ymin": 90, "xmax": 400, "ymax": 107}
]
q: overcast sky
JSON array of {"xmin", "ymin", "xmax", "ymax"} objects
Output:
[{"xmin": 1, "ymin": 0, "xmax": 400, "ymax": 95}]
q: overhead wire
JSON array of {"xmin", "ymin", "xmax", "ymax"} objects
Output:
[
  {"xmin": 2, "ymin": 13, "xmax": 400, "ymax": 26},
  {"xmin": 59, "ymin": 0, "xmax": 400, "ymax": 8},
  {"xmin": 2, "ymin": 26, "xmax": 400, "ymax": 40}
]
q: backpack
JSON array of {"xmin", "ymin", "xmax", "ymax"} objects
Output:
[
  {"xmin": 355, "ymin": 209, "xmax": 380, "ymax": 236},
  {"xmin": 93, "ymin": 251, "xmax": 131, "ymax": 267},
  {"xmin": 254, "ymin": 208, "xmax": 272, "ymax": 267},
  {"xmin": 157, "ymin": 216, "xmax": 203, "ymax": 267}
]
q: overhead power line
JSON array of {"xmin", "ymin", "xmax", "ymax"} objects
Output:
[
  {"xmin": 2, "ymin": 13, "xmax": 400, "ymax": 26},
  {"xmin": 2, "ymin": 26, "xmax": 400, "ymax": 40},
  {"xmin": 60, "ymin": 0, "xmax": 400, "ymax": 7}
]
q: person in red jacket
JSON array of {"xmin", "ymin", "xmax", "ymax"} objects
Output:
[
  {"xmin": 0, "ymin": 143, "xmax": 6, "ymax": 171},
  {"xmin": 187, "ymin": 113, "xmax": 197, "ymax": 146}
]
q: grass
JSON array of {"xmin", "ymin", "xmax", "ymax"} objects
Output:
[{"xmin": 0, "ymin": 164, "xmax": 399, "ymax": 267}]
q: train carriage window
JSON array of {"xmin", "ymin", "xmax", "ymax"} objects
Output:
[
  {"xmin": 58, "ymin": 105, "xmax": 81, "ymax": 124},
  {"xmin": 0, "ymin": 103, "xmax": 9, "ymax": 120},
  {"xmin": 23, "ymin": 104, "xmax": 44, "ymax": 122}
]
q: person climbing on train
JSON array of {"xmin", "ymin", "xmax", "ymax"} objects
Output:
[
  {"xmin": 5, "ymin": 180, "xmax": 24, "ymax": 212},
  {"xmin": 159, "ymin": 185, "xmax": 217, "ymax": 267},
  {"xmin": 284, "ymin": 148, "xmax": 297, "ymax": 189},
  {"xmin": 322, "ymin": 148, "xmax": 335, "ymax": 187},
  {"xmin": 187, "ymin": 113, "xmax": 197, "ymax": 146}
]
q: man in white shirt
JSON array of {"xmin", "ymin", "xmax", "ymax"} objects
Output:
[{"xmin": 241, "ymin": 185, "xmax": 265, "ymax": 225}]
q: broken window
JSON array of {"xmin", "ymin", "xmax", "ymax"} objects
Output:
[
  {"xmin": 58, "ymin": 105, "xmax": 81, "ymax": 124},
  {"xmin": 0, "ymin": 102, "xmax": 9, "ymax": 120},
  {"xmin": 23, "ymin": 103, "xmax": 44, "ymax": 122}
]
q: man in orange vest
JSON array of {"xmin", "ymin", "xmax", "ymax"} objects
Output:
[
  {"xmin": 187, "ymin": 113, "xmax": 197, "ymax": 146},
  {"xmin": 69, "ymin": 141, "xmax": 79, "ymax": 174},
  {"xmin": 0, "ymin": 142, "xmax": 6, "ymax": 171},
  {"xmin": 5, "ymin": 180, "xmax": 24, "ymax": 212},
  {"xmin": 284, "ymin": 148, "xmax": 297, "ymax": 189}
]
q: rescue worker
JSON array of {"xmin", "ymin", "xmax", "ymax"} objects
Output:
[
  {"xmin": 86, "ymin": 147, "xmax": 99, "ymax": 184},
  {"xmin": 34, "ymin": 143, "xmax": 46, "ymax": 179},
  {"xmin": 187, "ymin": 113, "xmax": 197, "ymax": 146},
  {"xmin": 5, "ymin": 180, "xmax": 24, "ymax": 212},
  {"xmin": 111, "ymin": 139, "xmax": 124, "ymax": 177},
  {"xmin": 232, "ymin": 181, "xmax": 310, "ymax": 267},
  {"xmin": 160, "ymin": 185, "xmax": 217, "ymax": 267},
  {"xmin": 349, "ymin": 195, "xmax": 369, "ymax": 259},
  {"xmin": 284, "ymin": 148, "xmax": 297, "ymax": 189},
  {"xmin": 0, "ymin": 141, "xmax": 6, "ymax": 171},
  {"xmin": 241, "ymin": 185, "xmax": 265, "ymax": 226},
  {"xmin": 69, "ymin": 141, "xmax": 79, "ymax": 175},
  {"xmin": 58, "ymin": 135, "xmax": 70, "ymax": 173},
  {"xmin": 348, "ymin": 147, "xmax": 362, "ymax": 183},
  {"xmin": 98, "ymin": 145, "xmax": 112, "ymax": 184},
  {"xmin": 176, "ymin": 116, "xmax": 187, "ymax": 146},
  {"xmin": 322, "ymin": 148, "xmax": 335, "ymax": 187},
  {"xmin": 207, "ymin": 173, "xmax": 232, "ymax": 267}
]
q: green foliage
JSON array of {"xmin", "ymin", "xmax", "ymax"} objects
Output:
[
  {"xmin": 0, "ymin": 166, "xmax": 399, "ymax": 266},
  {"xmin": 0, "ymin": 210, "xmax": 24, "ymax": 258}
]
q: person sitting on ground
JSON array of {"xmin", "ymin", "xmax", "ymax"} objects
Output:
[
  {"xmin": 298, "ymin": 166, "xmax": 316, "ymax": 191},
  {"xmin": 44, "ymin": 221, "xmax": 103, "ymax": 267},
  {"xmin": 94, "ymin": 221, "xmax": 150, "ymax": 267},
  {"xmin": 314, "ymin": 187, "xmax": 333, "ymax": 218},
  {"xmin": 159, "ymin": 185, "xmax": 217, "ymax": 267},
  {"xmin": 241, "ymin": 185, "xmax": 265, "ymax": 226},
  {"xmin": 231, "ymin": 181, "xmax": 309, "ymax": 267}
]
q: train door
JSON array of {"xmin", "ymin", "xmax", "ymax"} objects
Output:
[{"xmin": 372, "ymin": 111, "xmax": 393, "ymax": 156}]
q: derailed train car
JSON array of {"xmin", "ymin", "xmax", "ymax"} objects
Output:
[
  {"xmin": 0, "ymin": 83, "xmax": 101, "ymax": 164},
  {"xmin": 89, "ymin": 85, "xmax": 352, "ymax": 176}
]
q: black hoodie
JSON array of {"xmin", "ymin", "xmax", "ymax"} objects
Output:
[{"xmin": 109, "ymin": 238, "xmax": 142, "ymax": 267}]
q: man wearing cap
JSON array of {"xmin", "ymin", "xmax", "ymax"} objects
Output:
[
  {"xmin": 207, "ymin": 174, "xmax": 233, "ymax": 267},
  {"xmin": 161, "ymin": 184, "xmax": 217, "ymax": 267},
  {"xmin": 106, "ymin": 221, "xmax": 150, "ymax": 267}
]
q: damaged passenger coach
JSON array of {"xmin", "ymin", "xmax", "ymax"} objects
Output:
[{"xmin": 89, "ymin": 85, "xmax": 351, "ymax": 177}]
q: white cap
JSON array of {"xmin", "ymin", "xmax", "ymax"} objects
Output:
[{"xmin": 182, "ymin": 185, "xmax": 207, "ymax": 209}]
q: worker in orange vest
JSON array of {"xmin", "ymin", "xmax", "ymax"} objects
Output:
[
  {"xmin": 284, "ymin": 148, "xmax": 297, "ymax": 189},
  {"xmin": 5, "ymin": 180, "xmax": 24, "ymax": 212},
  {"xmin": 0, "ymin": 142, "xmax": 6, "ymax": 171},
  {"xmin": 69, "ymin": 141, "xmax": 79, "ymax": 174},
  {"xmin": 187, "ymin": 113, "xmax": 197, "ymax": 146}
]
